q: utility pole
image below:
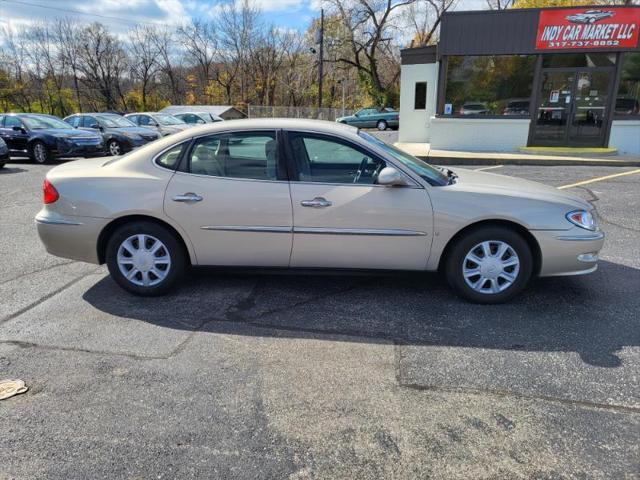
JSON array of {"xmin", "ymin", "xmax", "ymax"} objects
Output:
[{"xmin": 317, "ymin": 8, "xmax": 324, "ymax": 113}]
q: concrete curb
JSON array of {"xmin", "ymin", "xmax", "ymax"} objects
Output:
[{"xmin": 416, "ymin": 155, "xmax": 640, "ymax": 167}]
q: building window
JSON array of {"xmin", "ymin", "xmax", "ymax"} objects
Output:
[
  {"xmin": 615, "ymin": 52, "xmax": 640, "ymax": 117},
  {"xmin": 443, "ymin": 55, "xmax": 536, "ymax": 116},
  {"xmin": 414, "ymin": 82, "xmax": 427, "ymax": 110}
]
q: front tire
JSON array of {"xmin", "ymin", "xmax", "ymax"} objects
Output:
[
  {"xmin": 377, "ymin": 120, "xmax": 388, "ymax": 131},
  {"xmin": 107, "ymin": 139, "xmax": 122, "ymax": 156},
  {"xmin": 30, "ymin": 141, "xmax": 53, "ymax": 164},
  {"xmin": 105, "ymin": 221, "xmax": 186, "ymax": 296},
  {"xmin": 445, "ymin": 226, "xmax": 533, "ymax": 304}
]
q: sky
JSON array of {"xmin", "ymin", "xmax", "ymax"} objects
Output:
[{"xmin": 0, "ymin": 0, "xmax": 487, "ymax": 33}]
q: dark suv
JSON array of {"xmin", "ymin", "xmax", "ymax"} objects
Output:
[
  {"xmin": 0, "ymin": 113, "xmax": 104, "ymax": 164},
  {"xmin": 64, "ymin": 113, "xmax": 160, "ymax": 156}
]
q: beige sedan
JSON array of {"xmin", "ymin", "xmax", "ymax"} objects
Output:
[{"xmin": 36, "ymin": 119, "xmax": 604, "ymax": 303}]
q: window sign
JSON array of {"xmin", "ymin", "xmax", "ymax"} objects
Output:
[
  {"xmin": 550, "ymin": 90, "xmax": 560, "ymax": 103},
  {"xmin": 536, "ymin": 8, "xmax": 640, "ymax": 50},
  {"xmin": 444, "ymin": 103, "xmax": 453, "ymax": 115}
]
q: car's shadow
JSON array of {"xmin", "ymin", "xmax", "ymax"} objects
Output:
[
  {"xmin": 0, "ymin": 166, "xmax": 27, "ymax": 174},
  {"xmin": 83, "ymin": 260, "xmax": 639, "ymax": 368}
]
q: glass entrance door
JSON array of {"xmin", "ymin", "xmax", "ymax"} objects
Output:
[{"xmin": 530, "ymin": 68, "xmax": 614, "ymax": 147}]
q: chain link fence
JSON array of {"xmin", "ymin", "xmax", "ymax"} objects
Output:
[{"xmin": 247, "ymin": 105, "xmax": 354, "ymax": 121}]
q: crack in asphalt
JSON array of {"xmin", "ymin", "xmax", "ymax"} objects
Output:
[
  {"xmin": 579, "ymin": 186, "xmax": 640, "ymax": 234},
  {"xmin": 0, "ymin": 267, "xmax": 102, "ymax": 326},
  {"xmin": 0, "ymin": 260, "xmax": 78, "ymax": 287}
]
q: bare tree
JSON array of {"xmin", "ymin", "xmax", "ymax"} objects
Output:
[
  {"xmin": 325, "ymin": 0, "xmax": 414, "ymax": 104},
  {"xmin": 77, "ymin": 23, "xmax": 127, "ymax": 110},
  {"xmin": 128, "ymin": 26, "xmax": 160, "ymax": 110},
  {"xmin": 177, "ymin": 19, "xmax": 218, "ymax": 103},
  {"xmin": 406, "ymin": 0, "xmax": 457, "ymax": 47}
]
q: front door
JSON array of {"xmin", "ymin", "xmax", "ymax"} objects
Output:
[
  {"xmin": 164, "ymin": 130, "xmax": 293, "ymax": 267},
  {"xmin": 0, "ymin": 116, "xmax": 29, "ymax": 151},
  {"xmin": 530, "ymin": 68, "xmax": 614, "ymax": 147},
  {"xmin": 285, "ymin": 132, "xmax": 433, "ymax": 270}
]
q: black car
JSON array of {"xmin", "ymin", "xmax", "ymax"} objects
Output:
[
  {"xmin": 64, "ymin": 113, "xmax": 160, "ymax": 156},
  {"xmin": 0, "ymin": 113, "xmax": 104, "ymax": 164},
  {"xmin": 0, "ymin": 137, "xmax": 9, "ymax": 168}
]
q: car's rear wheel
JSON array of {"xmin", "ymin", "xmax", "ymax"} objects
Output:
[
  {"xmin": 105, "ymin": 221, "xmax": 186, "ymax": 296},
  {"xmin": 30, "ymin": 141, "xmax": 53, "ymax": 164},
  {"xmin": 377, "ymin": 120, "xmax": 388, "ymax": 131},
  {"xmin": 445, "ymin": 226, "xmax": 533, "ymax": 304},
  {"xmin": 107, "ymin": 139, "xmax": 122, "ymax": 156}
]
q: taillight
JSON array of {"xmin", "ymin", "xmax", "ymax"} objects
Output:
[{"xmin": 43, "ymin": 179, "xmax": 59, "ymax": 204}]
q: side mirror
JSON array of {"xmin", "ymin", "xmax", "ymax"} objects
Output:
[
  {"xmin": 12, "ymin": 126, "xmax": 25, "ymax": 133},
  {"xmin": 90, "ymin": 124, "xmax": 102, "ymax": 130},
  {"xmin": 377, "ymin": 167, "xmax": 408, "ymax": 187}
]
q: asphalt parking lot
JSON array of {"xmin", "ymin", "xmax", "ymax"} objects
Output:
[{"xmin": 1, "ymin": 152, "xmax": 639, "ymax": 478}]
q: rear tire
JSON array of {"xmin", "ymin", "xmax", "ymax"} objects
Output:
[
  {"xmin": 105, "ymin": 221, "xmax": 186, "ymax": 296},
  {"xmin": 30, "ymin": 141, "xmax": 53, "ymax": 164},
  {"xmin": 445, "ymin": 226, "xmax": 533, "ymax": 304}
]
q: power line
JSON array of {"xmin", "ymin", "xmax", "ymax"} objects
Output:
[{"xmin": 0, "ymin": 0, "xmax": 170, "ymax": 27}]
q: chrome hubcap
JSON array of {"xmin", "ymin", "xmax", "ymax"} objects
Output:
[
  {"xmin": 117, "ymin": 234, "xmax": 171, "ymax": 287},
  {"xmin": 34, "ymin": 144, "xmax": 47, "ymax": 163},
  {"xmin": 109, "ymin": 141, "xmax": 121, "ymax": 156},
  {"xmin": 463, "ymin": 240, "xmax": 520, "ymax": 294}
]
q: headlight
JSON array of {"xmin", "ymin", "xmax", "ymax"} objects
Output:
[{"xmin": 566, "ymin": 210, "xmax": 597, "ymax": 231}]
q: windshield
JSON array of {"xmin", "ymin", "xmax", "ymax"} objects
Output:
[
  {"xmin": 358, "ymin": 131, "xmax": 449, "ymax": 186},
  {"xmin": 97, "ymin": 115, "xmax": 136, "ymax": 128},
  {"xmin": 22, "ymin": 116, "xmax": 71, "ymax": 130},
  {"xmin": 155, "ymin": 114, "xmax": 185, "ymax": 125}
]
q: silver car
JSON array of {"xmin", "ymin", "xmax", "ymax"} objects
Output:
[
  {"xmin": 124, "ymin": 112, "xmax": 190, "ymax": 136},
  {"xmin": 36, "ymin": 119, "xmax": 604, "ymax": 303}
]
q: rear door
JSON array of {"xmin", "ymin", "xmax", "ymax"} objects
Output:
[
  {"xmin": 285, "ymin": 131, "xmax": 433, "ymax": 270},
  {"xmin": 164, "ymin": 129, "xmax": 293, "ymax": 266}
]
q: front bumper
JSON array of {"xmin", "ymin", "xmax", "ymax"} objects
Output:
[
  {"xmin": 532, "ymin": 228, "xmax": 605, "ymax": 277},
  {"xmin": 55, "ymin": 141, "xmax": 104, "ymax": 158},
  {"xmin": 36, "ymin": 210, "xmax": 108, "ymax": 264}
]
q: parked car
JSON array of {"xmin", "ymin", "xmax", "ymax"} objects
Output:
[
  {"xmin": 459, "ymin": 102, "xmax": 490, "ymax": 115},
  {"xmin": 336, "ymin": 107, "xmax": 399, "ymax": 130},
  {"xmin": 172, "ymin": 112, "xmax": 224, "ymax": 125},
  {"xmin": 64, "ymin": 113, "xmax": 160, "ymax": 156},
  {"xmin": 36, "ymin": 119, "xmax": 604, "ymax": 303},
  {"xmin": 124, "ymin": 112, "xmax": 191, "ymax": 136},
  {"xmin": 0, "ymin": 137, "xmax": 8, "ymax": 168},
  {"xmin": 503, "ymin": 99, "xmax": 530, "ymax": 116},
  {"xmin": 615, "ymin": 97, "xmax": 640, "ymax": 116},
  {"xmin": 0, "ymin": 113, "xmax": 104, "ymax": 164},
  {"xmin": 566, "ymin": 10, "xmax": 614, "ymax": 24}
]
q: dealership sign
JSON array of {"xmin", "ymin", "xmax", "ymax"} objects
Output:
[{"xmin": 536, "ymin": 8, "xmax": 640, "ymax": 50}]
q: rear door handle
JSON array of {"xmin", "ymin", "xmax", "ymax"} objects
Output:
[
  {"xmin": 300, "ymin": 197, "xmax": 332, "ymax": 208},
  {"xmin": 172, "ymin": 193, "xmax": 203, "ymax": 203}
]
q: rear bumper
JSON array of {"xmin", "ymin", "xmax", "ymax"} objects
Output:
[
  {"xmin": 36, "ymin": 211, "xmax": 108, "ymax": 264},
  {"xmin": 532, "ymin": 228, "xmax": 605, "ymax": 277}
]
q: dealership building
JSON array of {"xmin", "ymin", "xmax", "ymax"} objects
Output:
[{"xmin": 398, "ymin": 6, "xmax": 640, "ymax": 155}]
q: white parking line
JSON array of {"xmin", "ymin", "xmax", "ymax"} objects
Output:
[
  {"xmin": 474, "ymin": 165, "xmax": 503, "ymax": 171},
  {"xmin": 558, "ymin": 168, "xmax": 640, "ymax": 190}
]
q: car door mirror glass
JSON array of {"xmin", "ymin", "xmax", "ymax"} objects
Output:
[
  {"xmin": 12, "ymin": 126, "xmax": 23, "ymax": 132},
  {"xmin": 377, "ymin": 167, "xmax": 407, "ymax": 186}
]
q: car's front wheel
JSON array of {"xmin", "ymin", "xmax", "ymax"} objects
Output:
[
  {"xmin": 105, "ymin": 221, "xmax": 186, "ymax": 296},
  {"xmin": 107, "ymin": 139, "xmax": 122, "ymax": 156},
  {"xmin": 445, "ymin": 226, "xmax": 533, "ymax": 304},
  {"xmin": 30, "ymin": 141, "xmax": 53, "ymax": 164},
  {"xmin": 377, "ymin": 120, "xmax": 388, "ymax": 131}
]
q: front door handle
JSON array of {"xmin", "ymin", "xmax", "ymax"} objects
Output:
[
  {"xmin": 172, "ymin": 193, "xmax": 203, "ymax": 203},
  {"xmin": 300, "ymin": 197, "xmax": 332, "ymax": 208}
]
